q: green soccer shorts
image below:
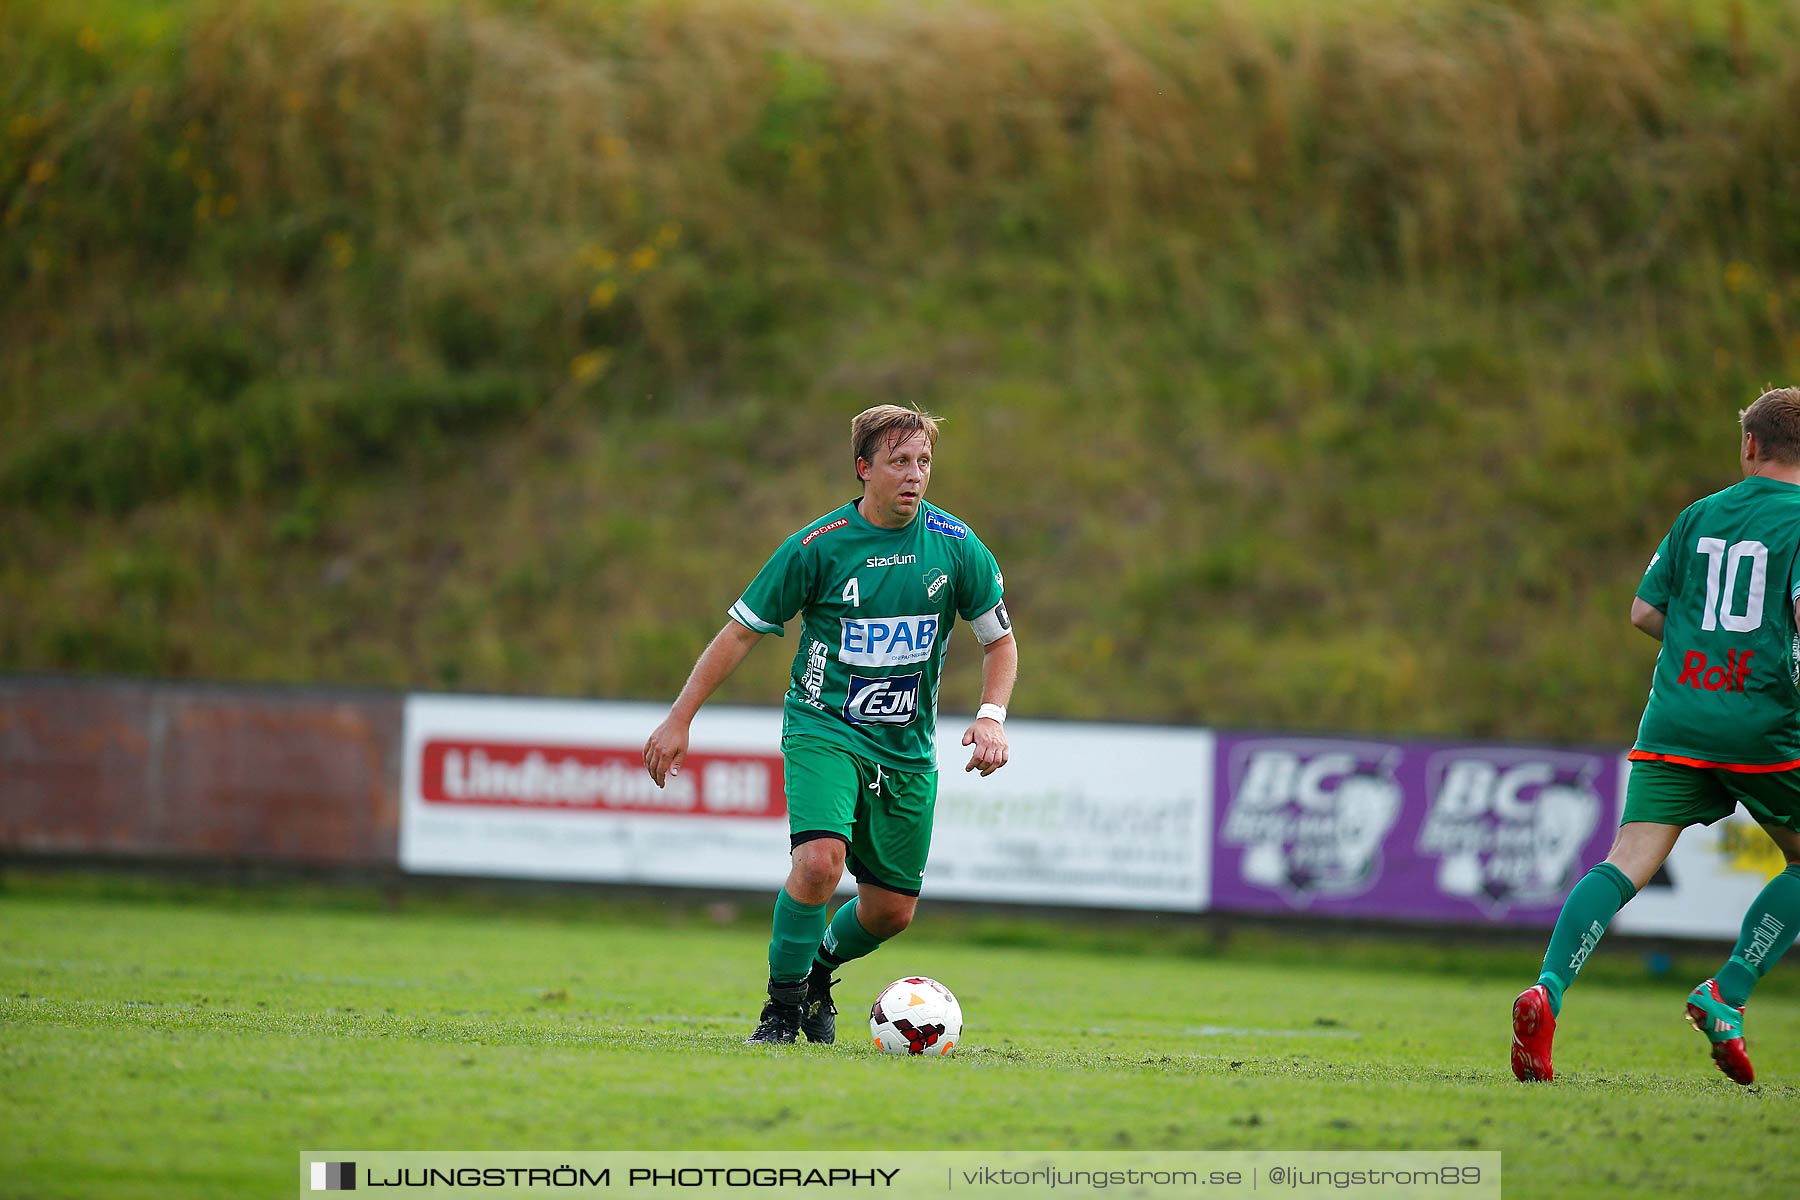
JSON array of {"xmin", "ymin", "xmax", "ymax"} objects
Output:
[
  {"xmin": 1622, "ymin": 758, "xmax": 1800, "ymax": 831},
  {"xmin": 781, "ymin": 735, "xmax": 938, "ymax": 896}
]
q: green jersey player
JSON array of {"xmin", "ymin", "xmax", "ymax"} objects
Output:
[
  {"xmin": 643, "ymin": 404, "xmax": 1018, "ymax": 1045},
  {"xmin": 1512, "ymin": 388, "xmax": 1800, "ymax": 1085}
]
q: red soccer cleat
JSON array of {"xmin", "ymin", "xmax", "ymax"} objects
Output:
[
  {"xmin": 1685, "ymin": 978, "xmax": 1754, "ymax": 1086},
  {"xmin": 1511, "ymin": 984, "xmax": 1556, "ymax": 1082}
]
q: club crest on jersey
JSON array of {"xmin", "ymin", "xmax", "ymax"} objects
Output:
[
  {"xmin": 839, "ymin": 614, "xmax": 938, "ymax": 667},
  {"xmin": 923, "ymin": 568, "xmax": 949, "ymax": 600},
  {"xmin": 844, "ymin": 673, "xmax": 921, "ymax": 725},
  {"xmin": 924, "ymin": 511, "xmax": 967, "ymax": 540}
]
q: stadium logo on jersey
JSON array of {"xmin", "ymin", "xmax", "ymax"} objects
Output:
[
  {"xmin": 844, "ymin": 673, "xmax": 922, "ymax": 725},
  {"xmin": 838, "ymin": 614, "xmax": 939, "ymax": 666},
  {"xmin": 1219, "ymin": 741, "xmax": 1403, "ymax": 905},
  {"xmin": 866, "ymin": 553, "xmax": 917, "ymax": 568},
  {"xmin": 802, "ymin": 517, "xmax": 849, "ymax": 546},
  {"xmin": 925, "ymin": 511, "xmax": 967, "ymax": 540},
  {"xmin": 923, "ymin": 568, "xmax": 949, "ymax": 600},
  {"xmin": 1416, "ymin": 750, "xmax": 1604, "ymax": 916}
]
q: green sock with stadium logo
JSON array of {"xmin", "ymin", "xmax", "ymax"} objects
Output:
[
  {"xmin": 1715, "ymin": 864, "xmax": 1800, "ymax": 1007},
  {"xmin": 767, "ymin": 889, "xmax": 827, "ymax": 985},
  {"xmin": 814, "ymin": 897, "xmax": 886, "ymax": 970},
  {"xmin": 1536, "ymin": 861, "xmax": 1637, "ymax": 1016}
]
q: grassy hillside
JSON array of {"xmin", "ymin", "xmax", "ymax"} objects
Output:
[{"xmin": 4, "ymin": 0, "xmax": 1800, "ymax": 740}]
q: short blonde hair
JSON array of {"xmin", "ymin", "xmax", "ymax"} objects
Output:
[
  {"xmin": 1741, "ymin": 387, "xmax": 1800, "ymax": 463},
  {"xmin": 851, "ymin": 404, "xmax": 941, "ymax": 481}
]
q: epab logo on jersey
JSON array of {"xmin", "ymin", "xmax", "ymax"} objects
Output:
[
  {"xmin": 839, "ymin": 615, "xmax": 938, "ymax": 667},
  {"xmin": 1415, "ymin": 750, "xmax": 1603, "ymax": 915},
  {"xmin": 844, "ymin": 674, "xmax": 922, "ymax": 725}
]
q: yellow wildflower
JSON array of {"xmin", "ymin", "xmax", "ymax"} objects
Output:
[
  {"xmin": 1724, "ymin": 261, "xmax": 1752, "ymax": 294},
  {"xmin": 628, "ymin": 245, "xmax": 657, "ymax": 272},
  {"xmin": 569, "ymin": 349, "xmax": 613, "ymax": 383},
  {"xmin": 26, "ymin": 160, "xmax": 54, "ymax": 185},
  {"xmin": 588, "ymin": 280, "xmax": 618, "ymax": 310}
]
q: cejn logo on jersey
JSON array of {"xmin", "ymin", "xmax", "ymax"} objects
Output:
[
  {"xmin": 839, "ymin": 615, "xmax": 939, "ymax": 666},
  {"xmin": 844, "ymin": 673, "xmax": 921, "ymax": 725}
]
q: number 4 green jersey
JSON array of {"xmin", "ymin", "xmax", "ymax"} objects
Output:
[
  {"xmin": 1635, "ymin": 475, "xmax": 1800, "ymax": 769},
  {"xmin": 728, "ymin": 499, "xmax": 1007, "ymax": 772}
]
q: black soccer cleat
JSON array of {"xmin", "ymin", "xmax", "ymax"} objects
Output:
[
  {"xmin": 801, "ymin": 963, "xmax": 839, "ymax": 1045},
  {"xmin": 745, "ymin": 978, "xmax": 806, "ymax": 1045}
]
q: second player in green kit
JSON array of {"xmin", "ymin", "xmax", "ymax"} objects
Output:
[
  {"xmin": 643, "ymin": 404, "xmax": 1018, "ymax": 1045},
  {"xmin": 1511, "ymin": 387, "xmax": 1800, "ymax": 1085}
]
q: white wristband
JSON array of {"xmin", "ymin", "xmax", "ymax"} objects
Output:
[{"xmin": 976, "ymin": 703, "xmax": 1007, "ymax": 725}]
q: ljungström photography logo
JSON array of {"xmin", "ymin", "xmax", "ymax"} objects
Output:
[{"xmin": 310, "ymin": 1161, "xmax": 356, "ymax": 1191}]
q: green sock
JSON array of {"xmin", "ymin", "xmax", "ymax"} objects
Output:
[
  {"xmin": 767, "ymin": 889, "xmax": 827, "ymax": 984},
  {"xmin": 814, "ymin": 898, "xmax": 886, "ymax": 970},
  {"xmin": 1715, "ymin": 864, "xmax": 1800, "ymax": 1007},
  {"xmin": 1536, "ymin": 862, "xmax": 1637, "ymax": 1016}
]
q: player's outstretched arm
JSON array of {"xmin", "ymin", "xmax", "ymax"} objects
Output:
[
  {"xmin": 643, "ymin": 621, "xmax": 763, "ymax": 787},
  {"xmin": 961, "ymin": 632, "xmax": 1017, "ymax": 776},
  {"xmin": 1630, "ymin": 596, "xmax": 1665, "ymax": 641}
]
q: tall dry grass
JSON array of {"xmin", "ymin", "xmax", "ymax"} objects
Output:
[{"xmin": 4, "ymin": 0, "xmax": 1800, "ymax": 738}]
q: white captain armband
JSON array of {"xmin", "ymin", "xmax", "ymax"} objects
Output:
[{"xmin": 970, "ymin": 600, "xmax": 1012, "ymax": 646}]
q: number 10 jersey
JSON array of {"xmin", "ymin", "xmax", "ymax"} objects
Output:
[{"xmin": 1635, "ymin": 475, "xmax": 1800, "ymax": 769}]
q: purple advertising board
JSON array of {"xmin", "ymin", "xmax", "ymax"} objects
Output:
[{"xmin": 1211, "ymin": 734, "xmax": 1624, "ymax": 926}]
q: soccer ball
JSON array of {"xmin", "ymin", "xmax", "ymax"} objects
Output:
[{"xmin": 869, "ymin": 976, "xmax": 962, "ymax": 1056}]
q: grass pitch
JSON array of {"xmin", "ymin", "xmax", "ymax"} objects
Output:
[{"xmin": 3, "ymin": 872, "xmax": 1798, "ymax": 1200}]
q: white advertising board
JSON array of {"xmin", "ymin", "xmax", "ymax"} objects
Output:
[
  {"xmin": 1612, "ymin": 758, "xmax": 1792, "ymax": 939},
  {"xmin": 401, "ymin": 694, "xmax": 1212, "ymax": 910},
  {"xmin": 400, "ymin": 696, "xmax": 791, "ymax": 888},
  {"xmin": 927, "ymin": 721, "xmax": 1212, "ymax": 910}
]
